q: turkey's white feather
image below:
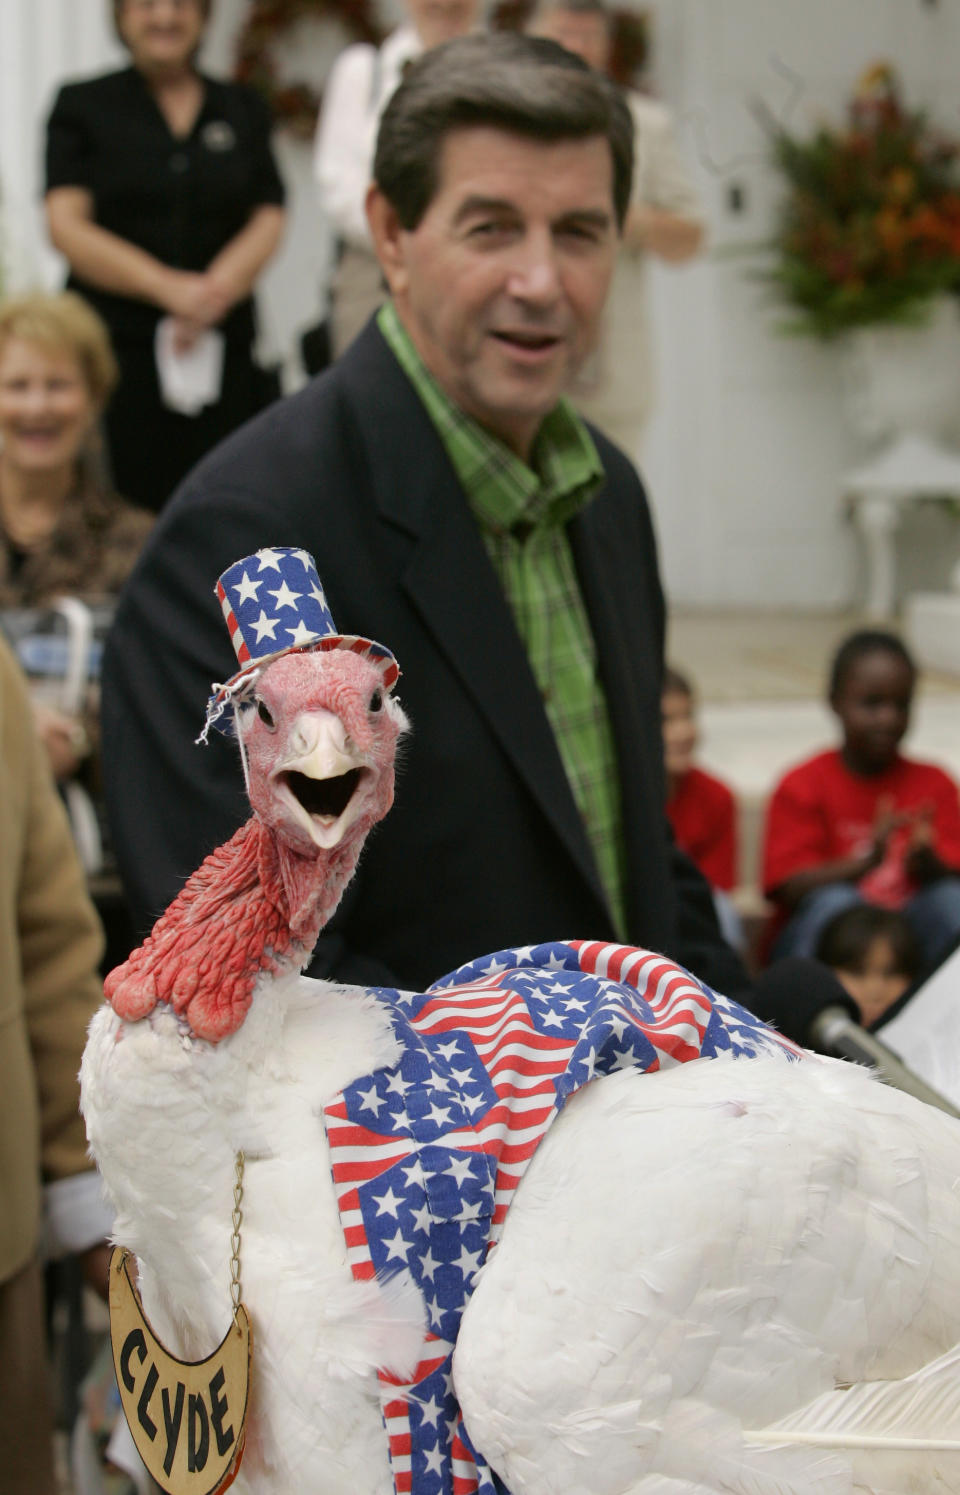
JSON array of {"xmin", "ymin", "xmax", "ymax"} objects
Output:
[
  {"xmin": 748, "ymin": 1340, "xmax": 960, "ymax": 1479},
  {"xmin": 84, "ymin": 975, "xmax": 960, "ymax": 1495},
  {"xmin": 82, "ymin": 970, "xmax": 421, "ymax": 1493},
  {"xmin": 454, "ymin": 1053, "xmax": 960, "ymax": 1495}
]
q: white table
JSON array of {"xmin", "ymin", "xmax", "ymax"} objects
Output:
[{"xmin": 844, "ymin": 432, "xmax": 960, "ymax": 619}]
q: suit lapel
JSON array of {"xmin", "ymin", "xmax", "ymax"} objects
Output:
[
  {"xmin": 570, "ymin": 488, "xmax": 677, "ymax": 942},
  {"xmin": 343, "ymin": 326, "xmax": 608, "ymax": 913}
]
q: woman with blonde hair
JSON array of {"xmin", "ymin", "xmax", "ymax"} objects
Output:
[{"xmin": 0, "ymin": 290, "xmax": 153, "ymax": 780}]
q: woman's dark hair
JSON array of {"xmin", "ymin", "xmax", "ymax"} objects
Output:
[
  {"xmin": 828, "ymin": 629, "xmax": 916, "ymax": 700},
  {"xmin": 374, "ymin": 31, "xmax": 634, "ymax": 231},
  {"xmin": 815, "ymin": 904, "xmax": 920, "ymax": 978}
]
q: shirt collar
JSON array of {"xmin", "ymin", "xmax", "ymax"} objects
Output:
[{"xmin": 377, "ymin": 302, "xmax": 604, "ymax": 535}]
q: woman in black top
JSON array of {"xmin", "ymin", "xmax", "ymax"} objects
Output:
[{"xmin": 45, "ymin": 0, "xmax": 286, "ymax": 513}]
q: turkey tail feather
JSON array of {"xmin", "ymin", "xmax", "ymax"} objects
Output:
[{"xmin": 748, "ymin": 1341, "xmax": 960, "ymax": 1455}]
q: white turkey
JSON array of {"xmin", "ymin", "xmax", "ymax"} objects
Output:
[{"xmin": 82, "ymin": 547, "xmax": 960, "ymax": 1495}]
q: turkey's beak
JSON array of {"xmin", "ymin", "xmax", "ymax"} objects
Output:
[{"xmin": 273, "ymin": 708, "xmax": 372, "ymax": 849}]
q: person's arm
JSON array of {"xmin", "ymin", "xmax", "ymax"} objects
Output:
[
  {"xmin": 46, "ymin": 189, "xmax": 284, "ymax": 334},
  {"xmin": 622, "ymin": 203, "xmax": 704, "ymax": 262},
  {"xmin": 773, "ymin": 853, "xmax": 879, "ymax": 911},
  {"xmin": 905, "ymin": 796, "xmax": 958, "ymax": 886},
  {"xmin": 45, "ymin": 185, "xmax": 205, "ymax": 312},
  {"xmin": 314, "ymin": 45, "xmax": 379, "ymax": 249},
  {"xmin": 205, "ymin": 204, "xmax": 286, "ymax": 314},
  {"xmin": 764, "ymin": 776, "xmax": 904, "ymax": 912},
  {"xmin": 3, "ymin": 640, "xmax": 113, "ymax": 1262},
  {"xmin": 906, "ymin": 773, "xmax": 960, "ymax": 885},
  {"xmin": 626, "ymin": 98, "xmax": 705, "ymax": 263}
]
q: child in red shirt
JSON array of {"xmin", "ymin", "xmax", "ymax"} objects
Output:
[
  {"xmin": 663, "ymin": 668, "xmax": 737, "ymax": 891},
  {"xmin": 763, "ymin": 630, "xmax": 960, "ymax": 969}
]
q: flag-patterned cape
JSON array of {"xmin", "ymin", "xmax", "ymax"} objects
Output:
[{"xmin": 322, "ymin": 940, "xmax": 802, "ymax": 1495}]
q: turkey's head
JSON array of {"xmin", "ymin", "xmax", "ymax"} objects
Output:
[
  {"xmin": 239, "ymin": 648, "xmax": 407, "ymax": 855},
  {"xmin": 237, "ymin": 647, "xmax": 409, "ymax": 941},
  {"xmin": 103, "ymin": 646, "xmax": 408, "ymax": 1043}
]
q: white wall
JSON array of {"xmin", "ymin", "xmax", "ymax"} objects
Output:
[
  {"xmin": 0, "ymin": 0, "xmax": 124, "ymax": 289},
  {"xmin": 640, "ymin": 0, "xmax": 960, "ymax": 608},
  {"xmin": 3, "ymin": 0, "xmax": 960, "ymax": 608}
]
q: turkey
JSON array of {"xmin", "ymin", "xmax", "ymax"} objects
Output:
[{"xmin": 82, "ymin": 547, "xmax": 960, "ymax": 1495}]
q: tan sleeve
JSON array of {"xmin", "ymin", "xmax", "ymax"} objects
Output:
[{"xmin": 4, "ymin": 638, "xmax": 105, "ymax": 1182}]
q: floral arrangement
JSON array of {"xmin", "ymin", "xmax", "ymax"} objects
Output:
[
  {"xmin": 234, "ymin": 0, "xmax": 382, "ymax": 140},
  {"xmin": 765, "ymin": 64, "xmax": 960, "ymax": 338}
]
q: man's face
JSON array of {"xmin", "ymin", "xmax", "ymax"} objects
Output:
[{"xmin": 368, "ymin": 126, "xmax": 618, "ymax": 460}]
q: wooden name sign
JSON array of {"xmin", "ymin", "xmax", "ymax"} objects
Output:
[{"xmin": 108, "ymin": 1248, "xmax": 252, "ymax": 1495}]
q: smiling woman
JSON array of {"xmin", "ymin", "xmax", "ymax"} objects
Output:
[
  {"xmin": 0, "ymin": 292, "xmax": 154, "ymax": 780},
  {"xmin": 0, "ymin": 293, "xmax": 152, "ymax": 609}
]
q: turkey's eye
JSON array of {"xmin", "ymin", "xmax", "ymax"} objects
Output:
[
  {"xmin": 257, "ymin": 698, "xmax": 276, "ymax": 730},
  {"xmin": 369, "ymin": 688, "xmax": 383, "ymax": 714}
]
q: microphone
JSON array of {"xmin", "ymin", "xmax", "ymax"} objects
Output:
[
  {"xmin": 808, "ymin": 1006, "xmax": 960, "ymax": 1118},
  {"xmin": 747, "ymin": 957, "xmax": 960, "ymax": 1118}
]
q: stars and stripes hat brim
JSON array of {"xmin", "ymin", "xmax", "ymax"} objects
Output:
[{"xmin": 200, "ymin": 547, "xmax": 400, "ymax": 739}]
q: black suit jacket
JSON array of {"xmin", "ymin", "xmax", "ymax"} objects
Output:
[{"xmin": 102, "ymin": 320, "xmax": 748, "ymax": 995}]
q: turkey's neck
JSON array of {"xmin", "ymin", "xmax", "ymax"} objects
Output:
[
  {"xmin": 104, "ymin": 815, "xmax": 366, "ymax": 1042},
  {"xmin": 256, "ymin": 818, "xmax": 365, "ymax": 962}
]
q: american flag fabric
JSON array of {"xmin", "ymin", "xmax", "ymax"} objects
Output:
[
  {"xmin": 202, "ymin": 547, "xmax": 400, "ymax": 737},
  {"xmin": 322, "ymin": 939, "xmax": 802, "ymax": 1495}
]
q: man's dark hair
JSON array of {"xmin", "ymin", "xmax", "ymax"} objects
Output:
[
  {"xmin": 828, "ymin": 629, "xmax": 917, "ymax": 700},
  {"xmin": 373, "ymin": 32, "xmax": 634, "ymax": 231},
  {"xmin": 815, "ymin": 904, "xmax": 921, "ymax": 979}
]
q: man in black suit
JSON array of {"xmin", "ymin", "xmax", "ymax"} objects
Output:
[{"xmin": 102, "ymin": 33, "xmax": 749, "ymax": 998}]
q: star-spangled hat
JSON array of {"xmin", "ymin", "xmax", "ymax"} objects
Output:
[{"xmin": 200, "ymin": 547, "xmax": 400, "ymax": 738}]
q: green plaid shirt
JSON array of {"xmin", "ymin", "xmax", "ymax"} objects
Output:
[{"xmin": 378, "ymin": 303, "xmax": 627, "ymax": 937}]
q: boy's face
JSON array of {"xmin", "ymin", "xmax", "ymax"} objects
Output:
[
  {"xmin": 661, "ymin": 689, "xmax": 698, "ymax": 777},
  {"xmin": 831, "ymin": 650, "xmax": 914, "ymax": 774},
  {"xmin": 834, "ymin": 935, "xmax": 910, "ymax": 1028}
]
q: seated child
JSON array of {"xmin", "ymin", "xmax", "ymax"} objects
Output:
[
  {"xmin": 814, "ymin": 904, "xmax": 920, "ymax": 1029},
  {"xmin": 763, "ymin": 629, "xmax": 960, "ymax": 969},
  {"xmin": 663, "ymin": 666, "xmax": 737, "ymax": 891}
]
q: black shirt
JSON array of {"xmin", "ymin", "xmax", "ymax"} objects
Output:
[{"xmin": 45, "ymin": 68, "xmax": 285, "ymax": 346}]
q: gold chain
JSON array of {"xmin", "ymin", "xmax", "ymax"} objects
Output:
[{"xmin": 230, "ymin": 1151, "xmax": 245, "ymax": 1316}]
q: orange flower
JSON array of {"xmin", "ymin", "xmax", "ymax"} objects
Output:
[{"xmin": 907, "ymin": 205, "xmax": 952, "ymax": 245}]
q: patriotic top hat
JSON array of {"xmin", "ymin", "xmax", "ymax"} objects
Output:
[{"xmin": 201, "ymin": 547, "xmax": 400, "ymax": 738}]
